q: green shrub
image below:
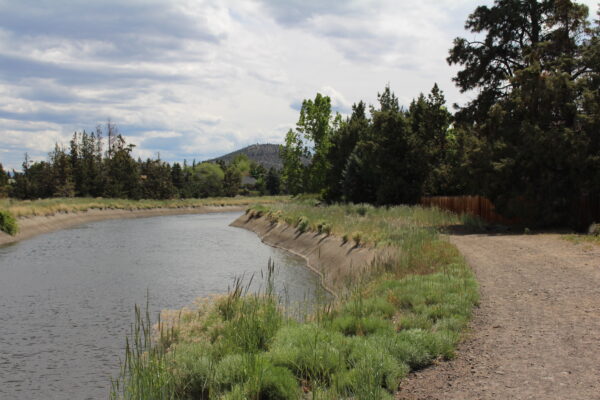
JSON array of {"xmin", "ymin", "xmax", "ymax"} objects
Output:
[
  {"xmin": 342, "ymin": 297, "xmax": 396, "ymax": 319},
  {"xmin": 170, "ymin": 342, "xmax": 214, "ymax": 398},
  {"xmin": 296, "ymin": 216, "xmax": 309, "ymax": 233},
  {"xmin": 346, "ymin": 337, "xmax": 409, "ymax": 392},
  {"xmin": 332, "ymin": 315, "xmax": 393, "ymax": 337},
  {"xmin": 269, "ymin": 324, "xmax": 346, "ymax": 381},
  {"xmin": 215, "ymin": 354, "xmax": 249, "ymax": 390},
  {"xmin": 244, "ymin": 363, "xmax": 299, "ymax": 400},
  {"xmin": 217, "ymin": 354, "xmax": 299, "ymax": 400},
  {"xmin": 0, "ymin": 210, "xmax": 17, "ymax": 235}
]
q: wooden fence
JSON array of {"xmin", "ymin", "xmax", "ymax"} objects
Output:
[
  {"xmin": 420, "ymin": 195, "xmax": 516, "ymax": 225},
  {"xmin": 575, "ymin": 195, "xmax": 600, "ymax": 229},
  {"xmin": 421, "ymin": 195, "xmax": 600, "ymax": 228}
]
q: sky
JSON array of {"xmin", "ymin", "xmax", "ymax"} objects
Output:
[{"xmin": 1, "ymin": 0, "xmax": 598, "ymax": 170}]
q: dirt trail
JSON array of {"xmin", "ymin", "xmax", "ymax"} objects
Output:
[{"xmin": 397, "ymin": 233, "xmax": 600, "ymax": 400}]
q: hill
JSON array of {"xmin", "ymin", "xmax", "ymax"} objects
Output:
[{"xmin": 209, "ymin": 144, "xmax": 283, "ymax": 170}]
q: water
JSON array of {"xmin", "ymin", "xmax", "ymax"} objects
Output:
[{"xmin": 0, "ymin": 212, "xmax": 324, "ymax": 400}]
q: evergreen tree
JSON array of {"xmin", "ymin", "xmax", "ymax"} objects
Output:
[
  {"xmin": 0, "ymin": 163, "xmax": 9, "ymax": 198},
  {"xmin": 104, "ymin": 135, "xmax": 140, "ymax": 199},
  {"xmin": 49, "ymin": 144, "xmax": 75, "ymax": 197},
  {"xmin": 223, "ymin": 164, "xmax": 242, "ymax": 197},
  {"xmin": 450, "ymin": 0, "xmax": 599, "ymax": 226},
  {"xmin": 171, "ymin": 162, "xmax": 184, "ymax": 194},
  {"xmin": 324, "ymin": 101, "xmax": 368, "ymax": 201},
  {"xmin": 265, "ymin": 167, "xmax": 281, "ymax": 195}
]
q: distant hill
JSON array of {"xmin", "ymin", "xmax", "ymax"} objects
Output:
[{"xmin": 209, "ymin": 144, "xmax": 283, "ymax": 170}]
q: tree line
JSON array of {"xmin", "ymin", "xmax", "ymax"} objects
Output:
[
  {"xmin": 280, "ymin": 0, "xmax": 600, "ymax": 228},
  {"xmin": 1, "ymin": 1, "xmax": 598, "ymax": 227},
  {"xmin": 0, "ymin": 123, "xmax": 282, "ymax": 200}
]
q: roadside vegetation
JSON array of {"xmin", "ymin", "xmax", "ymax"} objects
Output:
[{"xmin": 111, "ymin": 201, "xmax": 478, "ymax": 399}]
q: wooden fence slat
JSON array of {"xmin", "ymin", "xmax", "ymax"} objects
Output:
[{"xmin": 420, "ymin": 195, "xmax": 515, "ymax": 225}]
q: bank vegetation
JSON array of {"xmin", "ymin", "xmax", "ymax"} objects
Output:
[{"xmin": 110, "ymin": 201, "xmax": 478, "ymax": 399}]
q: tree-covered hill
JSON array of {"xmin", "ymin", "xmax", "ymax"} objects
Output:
[{"xmin": 208, "ymin": 144, "xmax": 284, "ymax": 170}]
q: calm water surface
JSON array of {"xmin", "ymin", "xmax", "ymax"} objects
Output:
[{"xmin": 0, "ymin": 212, "xmax": 323, "ymax": 400}]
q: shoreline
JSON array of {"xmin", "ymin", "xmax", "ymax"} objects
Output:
[
  {"xmin": 230, "ymin": 212, "xmax": 377, "ymax": 297},
  {"xmin": 0, "ymin": 205, "xmax": 245, "ymax": 246}
]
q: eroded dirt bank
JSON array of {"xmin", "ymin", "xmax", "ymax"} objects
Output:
[
  {"xmin": 0, "ymin": 206, "xmax": 245, "ymax": 246},
  {"xmin": 231, "ymin": 213, "xmax": 376, "ymax": 295},
  {"xmin": 398, "ymin": 233, "xmax": 600, "ymax": 400}
]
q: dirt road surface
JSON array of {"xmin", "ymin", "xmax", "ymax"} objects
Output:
[{"xmin": 397, "ymin": 233, "xmax": 600, "ymax": 400}]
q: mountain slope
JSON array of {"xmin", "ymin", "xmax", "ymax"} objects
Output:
[{"xmin": 209, "ymin": 144, "xmax": 282, "ymax": 170}]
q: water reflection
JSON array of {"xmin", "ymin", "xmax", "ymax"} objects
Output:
[{"xmin": 0, "ymin": 212, "xmax": 325, "ymax": 399}]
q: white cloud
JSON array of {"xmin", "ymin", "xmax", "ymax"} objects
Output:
[{"xmin": 1, "ymin": 0, "xmax": 597, "ymax": 170}]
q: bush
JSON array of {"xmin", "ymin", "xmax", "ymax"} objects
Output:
[
  {"xmin": 269, "ymin": 324, "xmax": 346, "ymax": 381},
  {"xmin": 332, "ymin": 315, "xmax": 393, "ymax": 337},
  {"xmin": 0, "ymin": 210, "xmax": 17, "ymax": 235},
  {"xmin": 342, "ymin": 297, "xmax": 396, "ymax": 319},
  {"xmin": 346, "ymin": 337, "xmax": 409, "ymax": 392},
  {"xmin": 170, "ymin": 342, "xmax": 214, "ymax": 398},
  {"xmin": 217, "ymin": 354, "xmax": 299, "ymax": 400},
  {"xmin": 296, "ymin": 216, "xmax": 309, "ymax": 233}
]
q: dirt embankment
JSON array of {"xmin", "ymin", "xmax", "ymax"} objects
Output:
[
  {"xmin": 0, "ymin": 206, "xmax": 245, "ymax": 246},
  {"xmin": 231, "ymin": 214, "xmax": 376, "ymax": 295},
  {"xmin": 398, "ymin": 233, "xmax": 600, "ymax": 400}
]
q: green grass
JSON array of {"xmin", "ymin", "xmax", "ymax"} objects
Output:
[
  {"xmin": 562, "ymin": 234, "xmax": 600, "ymax": 246},
  {"xmin": 111, "ymin": 201, "xmax": 478, "ymax": 399},
  {"xmin": 248, "ymin": 201, "xmax": 461, "ymax": 247},
  {"xmin": 0, "ymin": 209, "xmax": 18, "ymax": 235},
  {"xmin": 0, "ymin": 196, "xmax": 289, "ymax": 218}
]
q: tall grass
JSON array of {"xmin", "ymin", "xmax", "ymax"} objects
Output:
[
  {"xmin": 249, "ymin": 201, "xmax": 460, "ymax": 247},
  {"xmin": 0, "ymin": 196, "xmax": 288, "ymax": 218},
  {"xmin": 112, "ymin": 202, "xmax": 478, "ymax": 399}
]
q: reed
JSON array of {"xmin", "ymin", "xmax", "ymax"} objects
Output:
[{"xmin": 111, "ymin": 202, "xmax": 478, "ymax": 399}]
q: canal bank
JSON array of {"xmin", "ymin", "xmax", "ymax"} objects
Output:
[
  {"xmin": 0, "ymin": 205, "xmax": 245, "ymax": 246},
  {"xmin": 231, "ymin": 211, "xmax": 377, "ymax": 296}
]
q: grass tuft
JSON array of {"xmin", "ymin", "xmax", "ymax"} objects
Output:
[
  {"xmin": 0, "ymin": 209, "xmax": 18, "ymax": 235},
  {"xmin": 111, "ymin": 201, "xmax": 478, "ymax": 399}
]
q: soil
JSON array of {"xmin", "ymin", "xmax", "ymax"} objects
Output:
[
  {"xmin": 397, "ymin": 233, "xmax": 600, "ymax": 400},
  {"xmin": 231, "ymin": 214, "xmax": 376, "ymax": 296}
]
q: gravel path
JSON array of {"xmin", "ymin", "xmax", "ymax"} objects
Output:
[{"xmin": 397, "ymin": 233, "xmax": 600, "ymax": 400}]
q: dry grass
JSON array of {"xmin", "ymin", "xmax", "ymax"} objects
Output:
[
  {"xmin": 249, "ymin": 201, "xmax": 461, "ymax": 248},
  {"xmin": 562, "ymin": 234, "xmax": 600, "ymax": 246},
  {"xmin": 0, "ymin": 196, "xmax": 289, "ymax": 218}
]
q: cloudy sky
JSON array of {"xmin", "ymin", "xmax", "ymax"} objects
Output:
[{"xmin": 1, "ymin": 0, "xmax": 598, "ymax": 170}]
